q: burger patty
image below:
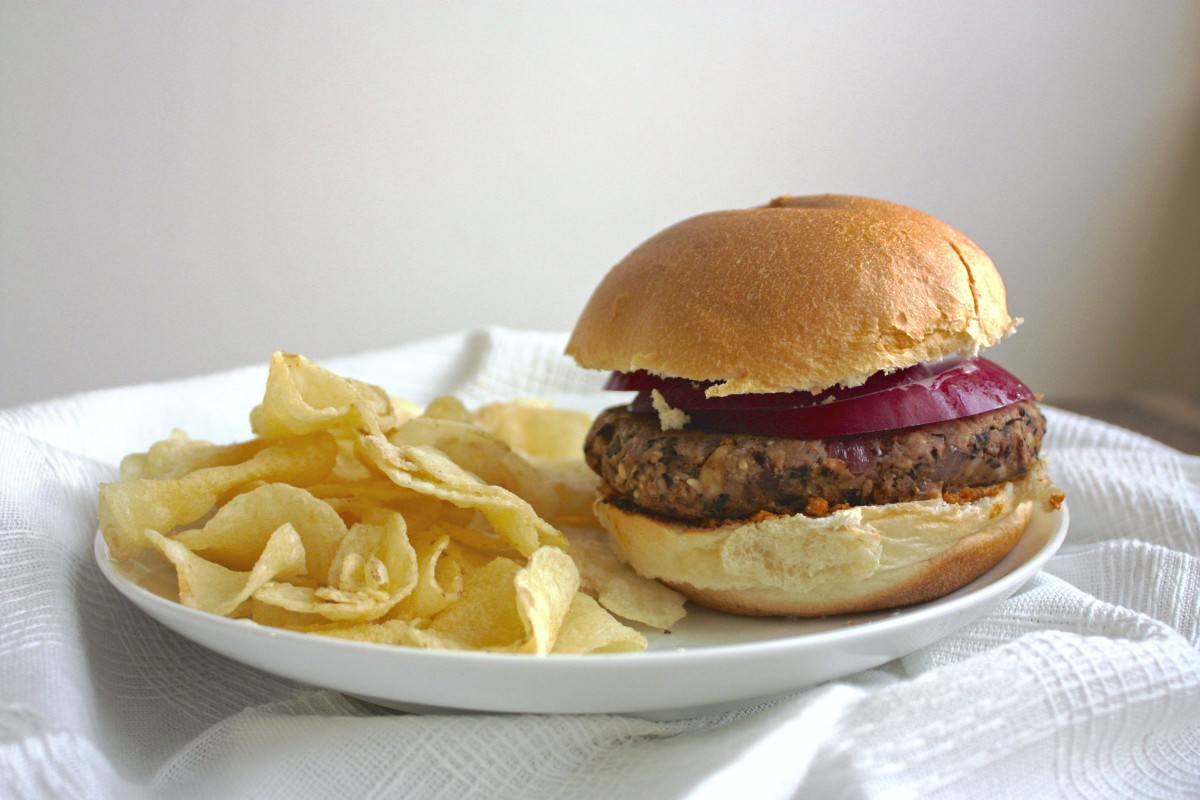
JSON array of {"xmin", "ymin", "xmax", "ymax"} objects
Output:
[{"xmin": 584, "ymin": 400, "xmax": 1045, "ymax": 523}]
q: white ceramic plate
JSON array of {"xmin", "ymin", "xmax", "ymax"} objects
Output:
[{"xmin": 95, "ymin": 503, "xmax": 1067, "ymax": 719}]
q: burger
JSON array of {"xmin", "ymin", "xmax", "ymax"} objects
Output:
[{"xmin": 565, "ymin": 194, "xmax": 1063, "ymax": 617}]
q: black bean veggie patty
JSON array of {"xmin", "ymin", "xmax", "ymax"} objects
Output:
[{"xmin": 584, "ymin": 401, "xmax": 1045, "ymax": 524}]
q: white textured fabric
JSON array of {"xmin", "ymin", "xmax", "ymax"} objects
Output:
[{"xmin": 2, "ymin": 328, "xmax": 1198, "ymax": 799}]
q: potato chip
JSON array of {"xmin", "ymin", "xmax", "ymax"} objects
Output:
[
  {"xmin": 528, "ymin": 458, "xmax": 601, "ymax": 526},
  {"xmin": 145, "ymin": 523, "xmax": 306, "ymax": 617},
  {"xmin": 360, "ymin": 435, "xmax": 565, "ymax": 556},
  {"xmin": 251, "ymin": 581, "xmax": 379, "ymax": 622},
  {"xmin": 565, "ymin": 525, "xmax": 687, "ymax": 630},
  {"xmin": 389, "ymin": 396, "xmax": 424, "ymax": 422},
  {"xmin": 427, "ymin": 557, "xmax": 527, "ymax": 649},
  {"xmin": 420, "ymin": 395, "xmax": 474, "ymax": 424},
  {"xmin": 422, "ymin": 519, "xmax": 514, "ymax": 555},
  {"xmin": 250, "ymin": 352, "xmax": 397, "ymax": 438},
  {"xmin": 120, "ymin": 430, "xmax": 271, "ymax": 481},
  {"xmin": 473, "ymin": 399, "xmax": 594, "ymax": 460},
  {"xmin": 313, "ymin": 618, "xmax": 462, "ymax": 649},
  {"xmin": 469, "ymin": 400, "xmax": 601, "ymax": 525},
  {"xmin": 389, "ymin": 529, "xmax": 463, "ymax": 620},
  {"xmin": 251, "ymin": 509, "xmax": 418, "ymax": 622},
  {"xmin": 329, "ymin": 508, "xmax": 419, "ymax": 597},
  {"xmin": 513, "ymin": 546, "xmax": 579, "ymax": 655},
  {"xmin": 99, "ymin": 432, "xmax": 338, "ymax": 560},
  {"xmin": 329, "ymin": 525, "xmax": 385, "ymax": 593},
  {"xmin": 552, "ymin": 593, "xmax": 649, "ymax": 654},
  {"xmin": 329, "ymin": 433, "xmax": 378, "ymax": 483},
  {"xmin": 442, "ymin": 534, "xmax": 506, "ymax": 576},
  {"xmin": 252, "ymin": 581, "xmax": 391, "ymax": 623},
  {"xmin": 425, "ymin": 547, "xmax": 580, "ymax": 654},
  {"xmin": 173, "ymin": 483, "xmax": 347, "ymax": 580},
  {"xmin": 250, "ymin": 598, "xmax": 330, "ymax": 629},
  {"xmin": 306, "ymin": 478, "xmax": 421, "ymax": 506},
  {"xmin": 386, "ymin": 495, "xmax": 448, "ymax": 532},
  {"xmin": 391, "ymin": 415, "xmax": 559, "ymax": 521}
]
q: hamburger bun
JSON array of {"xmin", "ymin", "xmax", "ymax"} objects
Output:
[
  {"xmin": 595, "ymin": 463, "xmax": 1055, "ymax": 617},
  {"xmin": 566, "ymin": 194, "xmax": 1019, "ymax": 397}
]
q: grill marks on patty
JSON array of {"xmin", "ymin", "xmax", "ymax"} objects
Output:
[{"xmin": 583, "ymin": 401, "xmax": 1045, "ymax": 524}]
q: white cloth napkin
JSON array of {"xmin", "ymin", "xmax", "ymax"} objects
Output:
[{"xmin": 2, "ymin": 328, "xmax": 1198, "ymax": 800}]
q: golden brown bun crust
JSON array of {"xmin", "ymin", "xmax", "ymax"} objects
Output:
[
  {"xmin": 566, "ymin": 194, "xmax": 1017, "ymax": 396},
  {"xmin": 594, "ymin": 465, "xmax": 1058, "ymax": 617}
]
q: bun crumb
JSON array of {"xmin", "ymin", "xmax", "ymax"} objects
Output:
[{"xmin": 650, "ymin": 389, "xmax": 690, "ymax": 431}]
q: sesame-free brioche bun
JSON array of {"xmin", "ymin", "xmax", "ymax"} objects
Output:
[
  {"xmin": 595, "ymin": 463, "xmax": 1059, "ymax": 617},
  {"xmin": 566, "ymin": 194, "xmax": 1019, "ymax": 397}
]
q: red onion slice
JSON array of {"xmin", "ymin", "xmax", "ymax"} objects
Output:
[{"xmin": 608, "ymin": 358, "xmax": 1033, "ymax": 438}]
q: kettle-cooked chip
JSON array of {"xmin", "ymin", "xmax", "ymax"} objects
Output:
[
  {"xmin": 252, "ymin": 581, "xmax": 383, "ymax": 622},
  {"xmin": 427, "ymin": 557, "xmax": 527, "ymax": 649},
  {"xmin": 565, "ymin": 526, "xmax": 687, "ymax": 630},
  {"xmin": 552, "ymin": 593, "xmax": 649, "ymax": 654},
  {"xmin": 99, "ymin": 351, "xmax": 672, "ymax": 661},
  {"xmin": 420, "ymin": 395, "xmax": 474, "ymax": 424},
  {"xmin": 528, "ymin": 458, "xmax": 600, "ymax": 526},
  {"xmin": 314, "ymin": 618, "xmax": 462, "ymax": 649},
  {"xmin": 471, "ymin": 400, "xmax": 601, "ymax": 525},
  {"xmin": 121, "ymin": 430, "xmax": 271, "ymax": 482},
  {"xmin": 473, "ymin": 400, "xmax": 594, "ymax": 461},
  {"xmin": 99, "ymin": 432, "xmax": 338, "ymax": 560},
  {"xmin": 513, "ymin": 546, "xmax": 579, "ymax": 655},
  {"xmin": 173, "ymin": 483, "xmax": 347, "ymax": 579},
  {"xmin": 427, "ymin": 547, "xmax": 579, "ymax": 654},
  {"xmin": 360, "ymin": 435, "xmax": 565, "ymax": 556},
  {"xmin": 250, "ymin": 352, "xmax": 397, "ymax": 438},
  {"xmin": 251, "ymin": 509, "xmax": 419, "ymax": 622},
  {"xmin": 390, "ymin": 529, "xmax": 463, "ymax": 620},
  {"xmin": 391, "ymin": 416, "xmax": 559, "ymax": 522},
  {"xmin": 250, "ymin": 598, "xmax": 329, "ymax": 630},
  {"xmin": 328, "ymin": 509, "xmax": 419, "ymax": 598},
  {"xmin": 146, "ymin": 523, "xmax": 306, "ymax": 617}
]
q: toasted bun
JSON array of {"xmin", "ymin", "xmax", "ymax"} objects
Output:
[
  {"xmin": 566, "ymin": 194, "xmax": 1018, "ymax": 396},
  {"xmin": 594, "ymin": 464, "xmax": 1057, "ymax": 617}
]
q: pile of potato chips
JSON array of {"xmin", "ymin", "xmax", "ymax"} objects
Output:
[{"xmin": 98, "ymin": 352, "xmax": 686, "ymax": 655}]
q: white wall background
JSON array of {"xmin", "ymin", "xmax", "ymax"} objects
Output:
[{"xmin": 3, "ymin": 1, "xmax": 1199, "ymax": 409}]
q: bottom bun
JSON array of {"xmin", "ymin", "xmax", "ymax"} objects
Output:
[{"xmin": 596, "ymin": 462, "xmax": 1059, "ymax": 617}]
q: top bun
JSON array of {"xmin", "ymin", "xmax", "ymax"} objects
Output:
[{"xmin": 566, "ymin": 194, "xmax": 1018, "ymax": 396}]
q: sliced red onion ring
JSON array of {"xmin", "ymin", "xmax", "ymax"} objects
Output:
[{"xmin": 607, "ymin": 358, "xmax": 1033, "ymax": 438}]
